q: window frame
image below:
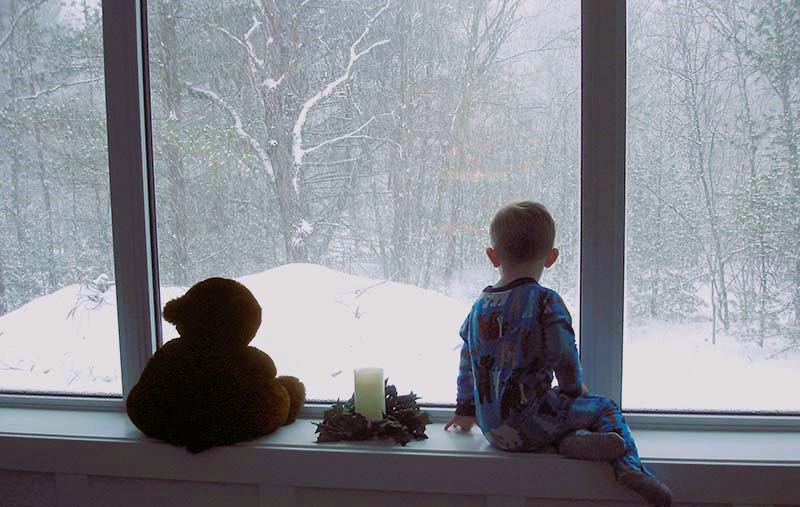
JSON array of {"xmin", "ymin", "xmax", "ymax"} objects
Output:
[
  {"xmin": 0, "ymin": 0, "xmax": 797, "ymax": 432},
  {"xmin": 103, "ymin": 0, "xmax": 163, "ymax": 401},
  {"xmin": 579, "ymin": 0, "xmax": 625, "ymax": 404}
]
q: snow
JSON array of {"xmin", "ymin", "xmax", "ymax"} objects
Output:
[
  {"xmin": 0, "ymin": 284, "xmax": 123, "ymax": 395},
  {"xmin": 623, "ymin": 320, "xmax": 799, "ymax": 412},
  {"xmin": 1, "ymin": 264, "xmax": 798, "ymax": 412}
]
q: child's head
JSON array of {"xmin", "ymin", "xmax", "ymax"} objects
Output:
[{"xmin": 488, "ymin": 201, "xmax": 557, "ymax": 269}]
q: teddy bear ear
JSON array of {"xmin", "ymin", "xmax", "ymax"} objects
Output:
[{"xmin": 162, "ymin": 297, "xmax": 184, "ymax": 324}]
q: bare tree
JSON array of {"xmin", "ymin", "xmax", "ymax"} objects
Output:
[
  {"xmin": 184, "ymin": 0, "xmax": 391, "ymax": 264},
  {"xmin": 441, "ymin": 0, "xmax": 520, "ymax": 282},
  {"xmin": 151, "ymin": 0, "xmax": 193, "ymax": 285}
]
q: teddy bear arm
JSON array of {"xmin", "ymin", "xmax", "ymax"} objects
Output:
[
  {"xmin": 275, "ymin": 375, "xmax": 306, "ymax": 424},
  {"xmin": 131, "ymin": 338, "xmax": 204, "ymax": 390},
  {"xmin": 223, "ymin": 381, "xmax": 291, "ymax": 440},
  {"xmin": 244, "ymin": 346, "xmax": 278, "ymax": 378}
]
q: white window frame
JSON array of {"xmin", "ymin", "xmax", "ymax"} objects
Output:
[{"xmin": 0, "ymin": 0, "xmax": 797, "ymax": 432}]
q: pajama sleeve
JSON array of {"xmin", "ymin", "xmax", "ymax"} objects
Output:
[
  {"xmin": 544, "ymin": 293, "xmax": 583, "ymax": 397},
  {"xmin": 455, "ymin": 314, "xmax": 476, "ymax": 416}
]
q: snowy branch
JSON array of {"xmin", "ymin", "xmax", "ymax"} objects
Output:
[
  {"xmin": 243, "ymin": 16, "xmax": 264, "ymax": 72},
  {"xmin": 302, "ymin": 117, "xmax": 376, "ymax": 157},
  {"xmin": 187, "ymin": 84, "xmax": 274, "ymax": 179},
  {"xmin": 767, "ymin": 343, "xmax": 800, "ymax": 360},
  {"xmin": 252, "ymin": 0, "xmax": 266, "ymax": 19},
  {"xmin": 496, "ymin": 27, "xmax": 580, "ymax": 65},
  {"xmin": 244, "ymin": 16, "xmax": 261, "ymax": 41},
  {"xmin": 10, "ymin": 76, "xmax": 103, "ymax": 103},
  {"xmin": 182, "ymin": 16, "xmax": 264, "ymax": 69},
  {"xmin": 449, "ymin": 94, "xmax": 464, "ymax": 137},
  {"xmin": 0, "ymin": 0, "xmax": 46, "ymax": 52},
  {"xmin": 359, "ymin": 135, "xmax": 404, "ymax": 154},
  {"xmin": 185, "ymin": 14, "xmax": 282, "ymax": 91},
  {"xmin": 293, "ymin": 0, "xmax": 314, "ymax": 19},
  {"xmin": 292, "ymin": 0, "xmax": 392, "ymax": 165},
  {"xmin": 303, "ymin": 156, "xmax": 367, "ymax": 167},
  {"xmin": 263, "ymin": 74, "xmax": 285, "ymax": 90}
]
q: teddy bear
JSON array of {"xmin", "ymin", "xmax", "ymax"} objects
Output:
[{"xmin": 126, "ymin": 277, "xmax": 305, "ymax": 453}]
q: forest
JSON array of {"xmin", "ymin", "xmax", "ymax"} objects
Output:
[{"xmin": 1, "ymin": 0, "xmax": 798, "ymax": 359}]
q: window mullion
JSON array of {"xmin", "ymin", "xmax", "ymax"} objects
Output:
[
  {"xmin": 102, "ymin": 0, "xmax": 161, "ymax": 401},
  {"xmin": 579, "ymin": 0, "xmax": 626, "ymax": 404}
]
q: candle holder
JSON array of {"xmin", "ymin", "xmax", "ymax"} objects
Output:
[{"xmin": 313, "ymin": 382, "xmax": 431, "ymax": 446}]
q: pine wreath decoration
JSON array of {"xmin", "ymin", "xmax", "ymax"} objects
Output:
[{"xmin": 314, "ymin": 383, "xmax": 432, "ymax": 446}]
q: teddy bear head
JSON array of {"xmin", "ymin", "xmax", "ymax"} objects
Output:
[{"xmin": 162, "ymin": 277, "xmax": 262, "ymax": 349}]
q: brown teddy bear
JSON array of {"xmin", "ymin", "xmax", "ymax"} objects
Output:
[{"xmin": 126, "ymin": 277, "xmax": 305, "ymax": 453}]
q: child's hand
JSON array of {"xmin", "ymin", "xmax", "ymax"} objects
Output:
[{"xmin": 444, "ymin": 415, "xmax": 476, "ymax": 432}]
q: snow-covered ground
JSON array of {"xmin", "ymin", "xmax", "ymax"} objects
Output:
[
  {"xmin": 1, "ymin": 263, "xmax": 797, "ymax": 412},
  {"xmin": 623, "ymin": 319, "xmax": 799, "ymax": 412}
]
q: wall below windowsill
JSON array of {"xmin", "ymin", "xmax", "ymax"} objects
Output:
[{"xmin": 1, "ymin": 406, "xmax": 799, "ymax": 505}]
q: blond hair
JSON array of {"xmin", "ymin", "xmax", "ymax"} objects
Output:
[{"xmin": 489, "ymin": 201, "xmax": 555, "ymax": 264}]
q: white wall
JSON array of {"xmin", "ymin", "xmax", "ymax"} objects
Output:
[
  {"xmin": 2, "ymin": 408, "xmax": 799, "ymax": 507},
  {"xmin": 0, "ymin": 469, "xmax": 759, "ymax": 507}
]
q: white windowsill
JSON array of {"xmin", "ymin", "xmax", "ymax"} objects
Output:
[{"xmin": 2, "ymin": 406, "xmax": 799, "ymax": 504}]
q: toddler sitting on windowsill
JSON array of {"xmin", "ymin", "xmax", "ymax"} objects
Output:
[{"xmin": 444, "ymin": 201, "xmax": 671, "ymax": 507}]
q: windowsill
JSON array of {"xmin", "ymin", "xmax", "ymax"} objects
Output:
[{"xmin": 2, "ymin": 406, "xmax": 799, "ymax": 504}]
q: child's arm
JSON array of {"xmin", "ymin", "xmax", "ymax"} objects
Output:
[
  {"xmin": 446, "ymin": 342, "xmax": 477, "ymax": 431},
  {"xmin": 455, "ymin": 341, "xmax": 477, "ymax": 417},
  {"xmin": 446, "ymin": 318, "xmax": 477, "ymax": 431},
  {"xmin": 545, "ymin": 294, "xmax": 583, "ymax": 397}
]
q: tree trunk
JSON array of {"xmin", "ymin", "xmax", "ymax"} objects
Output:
[
  {"xmin": 155, "ymin": 0, "xmax": 191, "ymax": 285},
  {"xmin": 261, "ymin": 3, "xmax": 308, "ymax": 264},
  {"xmin": 389, "ymin": 9, "xmax": 413, "ymax": 281},
  {"xmin": 443, "ymin": 1, "xmax": 483, "ymax": 284},
  {"xmin": 0, "ymin": 249, "xmax": 6, "ymax": 315},
  {"xmin": 32, "ymin": 121, "xmax": 57, "ymax": 293},
  {"xmin": 678, "ymin": 9, "xmax": 730, "ymax": 333}
]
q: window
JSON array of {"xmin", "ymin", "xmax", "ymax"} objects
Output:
[
  {"xmin": 147, "ymin": 0, "xmax": 579, "ymax": 402},
  {"xmin": 1, "ymin": 0, "xmax": 797, "ymax": 425},
  {"xmin": 0, "ymin": 0, "xmax": 120, "ymax": 396},
  {"xmin": 623, "ymin": 0, "xmax": 800, "ymax": 413}
]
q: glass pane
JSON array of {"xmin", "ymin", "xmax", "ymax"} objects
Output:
[
  {"xmin": 624, "ymin": 0, "xmax": 800, "ymax": 412},
  {"xmin": 149, "ymin": 0, "xmax": 579, "ymax": 403},
  {"xmin": 0, "ymin": 1, "xmax": 120, "ymax": 395}
]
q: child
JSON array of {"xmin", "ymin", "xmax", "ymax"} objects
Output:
[{"xmin": 444, "ymin": 201, "xmax": 672, "ymax": 507}]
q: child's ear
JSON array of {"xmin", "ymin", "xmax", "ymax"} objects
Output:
[
  {"xmin": 486, "ymin": 247, "xmax": 501, "ymax": 268},
  {"xmin": 544, "ymin": 247, "xmax": 559, "ymax": 268}
]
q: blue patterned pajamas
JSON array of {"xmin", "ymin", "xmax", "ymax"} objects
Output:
[
  {"xmin": 567, "ymin": 395, "xmax": 644, "ymax": 477},
  {"xmin": 455, "ymin": 277, "xmax": 646, "ymax": 477}
]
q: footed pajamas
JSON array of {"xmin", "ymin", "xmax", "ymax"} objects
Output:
[{"xmin": 456, "ymin": 277, "xmax": 646, "ymax": 478}]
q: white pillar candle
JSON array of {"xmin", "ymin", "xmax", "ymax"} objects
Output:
[{"xmin": 353, "ymin": 367, "xmax": 385, "ymax": 422}]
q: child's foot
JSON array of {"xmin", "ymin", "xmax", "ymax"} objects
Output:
[
  {"xmin": 618, "ymin": 469, "xmax": 672, "ymax": 507},
  {"xmin": 558, "ymin": 429, "xmax": 626, "ymax": 461}
]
